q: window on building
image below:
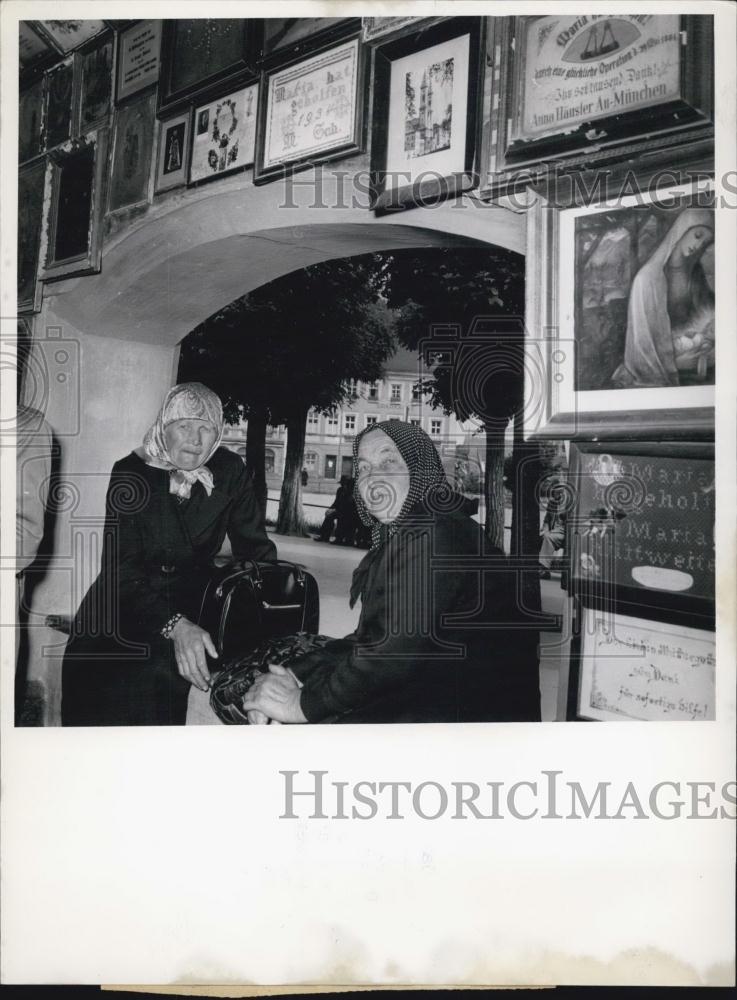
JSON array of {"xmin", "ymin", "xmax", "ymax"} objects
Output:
[
  {"xmin": 346, "ymin": 379, "xmax": 359, "ymax": 398},
  {"xmin": 265, "ymin": 449, "xmax": 276, "ymax": 473},
  {"xmin": 410, "ymin": 418, "xmax": 421, "ymax": 427},
  {"xmin": 430, "ymin": 419, "xmax": 442, "ymax": 437},
  {"xmin": 365, "ymin": 415, "xmax": 378, "ymax": 427},
  {"xmin": 326, "ymin": 414, "xmax": 338, "ymax": 432},
  {"xmin": 411, "ymin": 383, "xmax": 422, "ymax": 400},
  {"xmin": 307, "ymin": 411, "xmax": 320, "ymax": 430},
  {"xmin": 391, "ymin": 383, "xmax": 402, "ymax": 402},
  {"xmin": 367, "ymin": 382, "xmax": 378, "ymax": 400},
  {"xmin": 325, "ymin": 455, "xmax": 337, "ymax": 479},
  {"xmin": 344, "ymin": 414, "xmax": 356, "ymax": 432},
  {"xmin": 304, "ymin": 451, "xmax": 317, "ymax": 469}
]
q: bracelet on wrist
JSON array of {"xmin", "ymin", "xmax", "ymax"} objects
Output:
[{"xmin": 161, "ymin": 612, "xmax": 184, "ymax": 639}]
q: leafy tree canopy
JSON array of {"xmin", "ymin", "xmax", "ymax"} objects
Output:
[
  {"xmin": 179, "ymin": 254, "xmax": 396, "ymax": 423},
  {"xmin": 383, "ymin": 247, "xmax": 525, "ymax": 427}
]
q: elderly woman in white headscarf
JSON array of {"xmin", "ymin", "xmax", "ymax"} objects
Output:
[{"xmin": 62, "ymin": 383, "xmax": 276, "ymax": 726}]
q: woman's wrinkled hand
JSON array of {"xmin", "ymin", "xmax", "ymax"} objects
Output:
[
  {"xmin": 169, "ymin": 616, "xmax": 218, "ymax": 692},
  {"xmin": 241, "ymin": 663, "xmax": 307, "ymax": 724}
]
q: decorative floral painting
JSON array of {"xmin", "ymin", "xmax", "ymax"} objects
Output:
[
  {"xmin": 190, "ymin": 84, "xmax": 258, "ymax": 183},
  {"xmin": 574, "ymin": 199, "xmax": 715, "ymax": 391}
]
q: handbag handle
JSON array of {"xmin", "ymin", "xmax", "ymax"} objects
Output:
[{"xmin": 214, "ymin": 559, "xmax": 306, "ymax": 598}]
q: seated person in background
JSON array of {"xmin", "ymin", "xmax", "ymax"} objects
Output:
[
  {"xmin": 243, "ymin": 419, "xmax": 541, "ymax": 724},
  {"xmin": 62, "ymin": 382, "xmax": 276, "ymax": 726}
]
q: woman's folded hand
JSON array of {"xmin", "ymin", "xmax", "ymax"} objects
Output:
[
  {"xmin": 169, "ymin": 616, "xmax": 218, "ymax": 691},
  {"xmin": 242, "ymin": 663, "xmax": 307, "ymax": 724}
]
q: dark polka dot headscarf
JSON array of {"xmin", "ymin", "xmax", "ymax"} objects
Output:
[{"xmin": 349, "ymin": 419, "xmax": 452, "ymax": 606}]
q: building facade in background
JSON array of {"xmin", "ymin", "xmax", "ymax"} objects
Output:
[{"xmin": 222, "ymin": 349, "xmax": 487, "ymax": 493}]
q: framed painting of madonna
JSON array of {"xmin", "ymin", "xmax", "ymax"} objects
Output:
[{"xmin": 525, "ymin": 179, "xmax": 715, "ymax": 440}]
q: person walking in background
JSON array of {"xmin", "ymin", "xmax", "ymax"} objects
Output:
[
  {"xmin": 301, "ymin": 468, "xmax": 309, "ymax": 487},
  {"xmin": 314, "ymin": 475, "xmax": 350, "ymax": 542},
  {"xmin": 332, "ymin": 476, "xmax": 359, "ymax": 545}
]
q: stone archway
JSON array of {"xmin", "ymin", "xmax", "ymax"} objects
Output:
[
  {"xmin": 48, "ymin": 190, "xmax": 525, "ymax": 346},
  {"xmin": 27, "ymin": 185, "xmax": 526, "ymax": 723}
]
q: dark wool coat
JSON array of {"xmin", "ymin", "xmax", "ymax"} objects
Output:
[
  {"xmin": 62, "ymin": 448, "xmax": 276, "ymax": 726},
  {"xmin": 291, "ymin": 502, "xmax": 541, "ymax": 724}
]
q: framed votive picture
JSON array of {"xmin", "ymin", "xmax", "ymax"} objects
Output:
[
  {"xmin": 79, "ymin": 36, "xmax": 113, "ymax": 131},
  {"xmin": 18, "ymin": 161, "xmax": 46, "ymax": 312},
  {"xmin": 255, "ymin": 38, "xmax": 363, "ymax": 181},
  {"xmin": 525, "ymin": 180, "xmax": 714, "ymax": 440},
  {"xmin": 262, "ymin": 18, "xmax": 354, "ymax": 57},
  {"xmin": 32, "ymin": 19, "xmax": 106, "ymax": 54},
  {"xmin": 362, "ymin": 17, "xmax": 431, "ymax": 43},
  {"xmin": 571, "ymin": 608, "xmax": 715, "ymax": 722},
  {"xmin": 370, "ymin": 18, "xmax": 482, "ymax": 211},
  {"xmin": 117, "ymin": 20, "xmax": 162, "ymax": 102},
  {"xmin": 189, "ymin": 84, "xmax": 258, "ymax": 183},
  {"xmin": 568, "ymin": 442, "xmax": 715, "ymax": 622},
  {"xmin": 109, "ymin": 92, "xmax": 157, "ymax": 211},
  {"xmin": 44, "ymin": 58, "xmax": 75, "ymax": 149},
  {"xmin": 159, "ymin": 19, "xmax": 256, "ymax": 112},
  {"xmin": 42, "ymin": 129, "xmax": 108, "ymax": 280},
  {"xmin": 155, "ymin": 112, "xmax": 190, "ymax": 192},
  {"xmin": 19, "ymin": 78, "xmax": 45, "ymax": 162},
  {"xmin": 484, "ymin": 15, "xmax": 714, "ymax": 195}
]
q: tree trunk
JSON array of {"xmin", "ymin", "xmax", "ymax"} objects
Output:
[
  {"xmin": 245, "ymin": 410, "xmax": 268, "ymax": 517},
  {"xmin": 483, "ymin": 418, "xmax": 508, "ymax": 552},
  {"xmin": 276, "ymin": 409, "xmax": 309, "ymax": 536}
]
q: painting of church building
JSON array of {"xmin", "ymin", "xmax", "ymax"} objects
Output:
[{"xmin": 404, "ymin": 57, "xmax": 453, "ymax": 158}]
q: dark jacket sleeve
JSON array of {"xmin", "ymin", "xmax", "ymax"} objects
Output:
[
  {"xmin": 96, "ymin": 463, "xmax": 175, "ymax": 637},
  {"xmin": 294, "ymin": 527, "xmax": 473, "ymax": 722},
  {"xmin": 225, "ymin": 456, "xmax": 277, "ymax": 563}
]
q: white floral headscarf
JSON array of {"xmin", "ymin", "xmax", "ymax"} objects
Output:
[{"xmin": 142, "ymin": 382, "xmax": 224, "ymax": 499}]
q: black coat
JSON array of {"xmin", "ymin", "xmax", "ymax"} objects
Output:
[
  {"xmin": 62, "ymin": 448, "xmax": 276, "ymax": 726},
  {"xmin": 291, "ymin": 504, "xmax": 541, "ymax": 723}
]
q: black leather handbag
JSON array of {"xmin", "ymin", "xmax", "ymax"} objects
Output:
[{"xmin": 197, "ymin": 560, "xmax": 319, "ymax": 661}]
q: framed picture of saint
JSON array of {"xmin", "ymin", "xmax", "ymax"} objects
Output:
[
  {"xmin": 108, "ymin": 91, "xmax": 157, "ymax": 211},
  {"xmin": 525, "ymin": 180, "xmax": 715, "ymax": 440},
  {"xmin": 155, "ymin": 111, "xmax": 190, "ymax": 192}
]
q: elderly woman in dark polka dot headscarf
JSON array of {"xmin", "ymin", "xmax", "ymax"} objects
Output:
[{"xmin": 243, "ymin": 420, "xmax": 541, "ymax": 724}]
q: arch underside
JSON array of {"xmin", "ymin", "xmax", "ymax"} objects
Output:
[{"xmin": 46, "ymin": 193, "xmax": 525, "ymax": 346}]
